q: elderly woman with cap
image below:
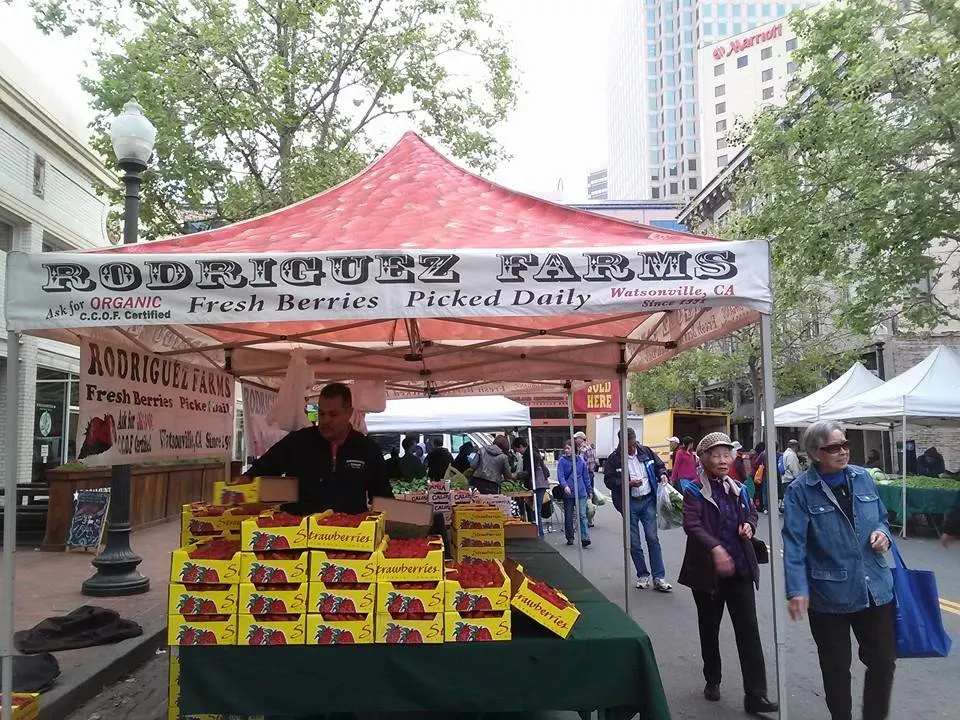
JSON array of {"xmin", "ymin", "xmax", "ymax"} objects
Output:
[{"xmin": 678, "ymin": 432, "xmax": 778, "ymax": 716}]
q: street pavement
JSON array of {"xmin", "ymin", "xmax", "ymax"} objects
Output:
[{"xmin": 68, "ymin": 500, "xmax": 960, "ymax": 720}]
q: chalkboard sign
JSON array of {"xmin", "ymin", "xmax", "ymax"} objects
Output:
[{"xmin": 66, "ymin": 490, "xmax": 110, "ymax": 549}]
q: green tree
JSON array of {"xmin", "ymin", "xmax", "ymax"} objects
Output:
[
  {"xmin": 725, "ymin": 0, "xmax": 960, "ymax": 334},
  {"xmin": 23, "ymin": 0, "xmax": 518, "ymax": 239}
]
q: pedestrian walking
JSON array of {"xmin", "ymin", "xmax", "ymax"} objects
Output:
[
  {"xmin": 558, "ymin": 442, "xmax": 591, "ymax": 547},
  {"xmin": 678, "ymin": 432, "xmax": 778, "ymax": 716},
  {"xmin": 603, "ymin": 427, "xmax": 672, "ymax": 592},
  {"xmin": 574, "ymin": 431, "xmax": 598, "ymax": 526},
  {"xmin": 782, "ymin": 419, "xmax": 895, "ymax": 720},
  {"xmin": 670, "ymin": 435, "xmax": 698, "ymax": 488},
  {"xmin": 513, "ymin": 436, "xmax": 550, "ymax": 536}
]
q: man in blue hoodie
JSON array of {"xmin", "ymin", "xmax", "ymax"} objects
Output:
[{"xmin": 558, "ymin": 442, "xmax": 591, "ymax": 547}]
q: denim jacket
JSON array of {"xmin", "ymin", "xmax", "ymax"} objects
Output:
[{"xmin": 782, "ymin": 464, "xmax": 894, "ymax": 614}]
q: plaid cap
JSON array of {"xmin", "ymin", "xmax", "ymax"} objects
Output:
[{"xmin": 696, "ymin": 432, "xmax": 735, "ymax": 456}]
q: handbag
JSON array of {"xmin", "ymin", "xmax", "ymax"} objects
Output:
[
  {"xmin": 750, "ymin": 537, "xmax": 769, "ymax": 564},
  {"xmin": 891, "ymin": 541, "xmax": 952, "ymax": 658}
]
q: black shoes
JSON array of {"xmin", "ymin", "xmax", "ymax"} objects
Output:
[
  {"xmin": 582, "ymin": 539, "xmax": 592, "ymax": 548},
  {"xmin": 566, "ymin": 539, "xmax": 574, "ymax": 546},
  {"xmin": 703, "ymin": 683, "xmax": 720, "ymax": 702},
  {"xmin": 744, "ymin": 694, "xmax": 779, "ymax": 715}
]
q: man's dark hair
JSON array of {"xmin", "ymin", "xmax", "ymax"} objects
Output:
[
  {"xmin": 432, "ymin": 438, "xmax": 443, "ymax": 448},
  {"xmin": 319, "ymin": 382, "xmax": 352, "ymax": 407},
  {"xmin": 402, "ymin": 437, "xmax": 416, "ymax": 451},
  {"xmin": 512, "ymin": 437, "xmax": 528, "ymax": 450}
]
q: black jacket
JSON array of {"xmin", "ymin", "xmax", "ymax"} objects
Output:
[
  {"xmin": 603, "ymin": 443, "xmax": 666, "ymax": 490},
  {"xmin": 248, "ymin": 427, "xmax": 393, "ymax": 514}
]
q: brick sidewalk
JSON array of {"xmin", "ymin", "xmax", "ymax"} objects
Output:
[{"xmin": 1, "ymin": 521, "xmax": 177, "ymax": 717}]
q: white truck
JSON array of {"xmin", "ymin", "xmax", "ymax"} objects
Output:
[{"xmin": 594, "ymin": 414, "xmax": 644, "ymax": 460}]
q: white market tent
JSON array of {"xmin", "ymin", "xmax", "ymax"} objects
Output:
[
  {"xmin": 1, "ymin": 133, "xmax": 790, "ymax": 718},
  {"xmin": 773, "ymin": 362, "xmax": 884, "ymax": 427},
  {"xmin": 364, "ymin": 395, "xmax": 531, "ymax": 433},
  {"xmin": 822, "ymin": 345, "xmax": 960, "ymax": 535}
]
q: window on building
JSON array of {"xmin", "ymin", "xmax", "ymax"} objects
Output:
[
  {"xmin": 648, "ymin": 61, "xmax": 658, "ymax": 75},
  {"xmin": 647, "ymin": 9, "xmax": 656, "ymax": 22},
  {"xmin": 669, "ymin": 165, "xmax": 678, "ymax": 176},
  {"xmin": 714, "ymin": 63, "xmax": 725, "ymax": 76},
  {"xmin": 703, "ymin": 3, "xmax": 713, "ymax": 16},
  {"xmin": 648, "ymin": 79, "xmax": 658, "ymax": 93},
  {"xmin": 651, "ymin": 172, "xmax": 659, "ymax": 182},
  {"xmin": 718, "ymin": 155, "xmax": 728, "ymax": 167},
  {"xmin": 748, "ymin": 4, "xmax": 757, "ymax": 17},
  {"xmin": 665, "ymin": 36, "xmax": 675, "ymax": 50},
  {"xmin": 647, "ymin": 27, "xmax": 657, "ymax": 41},
  {"xmin": 652, "ymin": 187, "xmax": 661, "ymax": 199},
  {"xmin": 684, "ymin": 30, "xmax": 694, "ymax": 43},
  {"xmin": 715, "ymin": 84, "xmax": 725, "ymax": 97},
  {"xmin": 737, "ymin": 55, "xmax": 749, "ymax": 68},
  {"xmin": 786, "ymin": 38, "xmax": 798, "ymax": 52},
  {"xmin": 688, "ymin": 158, "xmax": 698, "ymax": 171},
  {"xmin": 669, "ymin": 182, "xmax": 679, "ymax": 195},
  {"xmin": 684, "ymin": 139, "xmax": 696, "ymax": 153},
  {"xmin": 718, "ymin": 21, "xmax": 728, "ymax": 35},
  {"xmin": 704, "ymin": 21, "xmax": 713, "ymax": 36},
  {"xmin": 665, "ymin": 18, "xmax": 674, "ymax": 32},
  {"xmin": 716, "ymin": 119, "xmax": 727, "ymax": 132},
  {"xmin": 0, "ymin": 222, "xmax": 12, "ymax": 253},
  {"xmin": 762, "ymin": 86, "xmax": 775, "ymax": 100},
  {"xmin": 761, "ymin": 46, "xmax": 773, "ymax": 60},
  {"xmin": 717, "ymin": 137, "xmax": 727, "ymax": 149},
  {"xmin": 776, "ymin": 3, "xmax": 786, "ymax": 15},
  {"xmin": 787, "ymin": 60, "xmax": 798, "ymax": 74},
  {"xmin": 718, "ymin": 4, "xmax": 728, "ymax": 16},
  {"xmin": 762, "ymin": 68, "xmax": 774, "ymax": 82},
  {"xmin": 733, "ymin": 4, "xmax": 742, "ymax": 16},
  {"xmin": 689, "ymin": 177, "xmax": 699, "ymax": 190},
  {"xmin": 733, "ymin": 22, "xmax": 742, "ymax": 33},
  {"xmin": 715, "ymin": 101, "xmax": 726, "ymax": 113},
  {"xmin": 41, "ymin": 234, "xmax": 70, "ymax": 252},
  {"xmin": 667, "ymin": 127, "xmax": 678, "ymax": 141},
  {"xmin": 762, "ymin": 3, "xmax": 772, "ymax": 17}
]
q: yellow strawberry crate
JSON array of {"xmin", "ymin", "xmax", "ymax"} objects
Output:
[
  {"xmin": 241, "ymin": 514, "xmax": 311, "ymax": 551},
  {"xmin": 167, "ymin": 614, "xmax": 237, "ymax": 646},
  {"xmin": 170, "ymin": 541, "xmax": 241, "ymax": 585},
  {"xmin": 445, "ymin": 610, "xmax": 511, "ymax": 642},
  {"xmin": 506, "ymin": 561, "xmax": 580, "ymax": 639},
  {"xmin": 454, "ymin": 527, "xmax": 505, "ymax": 543},
  {"xmin": 169, "ymin": 583, "xmax": 238, "ymax": 616},
  {"xmin": 376, "ymin": 581, "xmax": 445, "ymax": 615},
  {"xmin": 213, "ymin": 478, "xmax": 260, "ymax": 505},
  {"xmin": 453, "ymin": 543, "xmax": 506, "ymax": 563},
  {"xmin": 237, "ymin": 614, "xmax": 306, "ymax": 646},
  {"xmin": 375, "ymin": 536, "xmax": 444, "ymax": 582},
  {"xmin": 444, "ymin": 560, "xmax": 510, "ymax": 612},
  {"xmin": 452, "ymin": 505, "xmax": 504, "ymax": 530},
  {"xmin": 1, "ymin": 693, "xmax": 39, "ymax": 720},
  {"xmin": 375, "ymin": 613, "xmax": 444, "ymax": 644},
  {"xmin": 309, "ymin": 549, "xmax": 377, "ymax": 584},
  {"xmin": 240, "ymin": 583, "xmax": 308, "ymax": 615},
  {"xmin": 308, "ymin": 512, "xmax": 384, "ymax": 552},
  {"xmin": 307, "ymin": 613, "xmax": 374, "ymax": 645},
  {"xmin": 240, "ymin": 551, "xmax": 309, "ymax": 584},
  {"xmin": 308, "ymin": 582, "xmax": 376, "ymax": 614}
]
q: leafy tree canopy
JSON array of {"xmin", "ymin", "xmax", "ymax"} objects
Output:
[{"xmin": 22, "ymin": 0, "xmax": 518, "ymax": 239}]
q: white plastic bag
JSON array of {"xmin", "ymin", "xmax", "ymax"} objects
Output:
[
  {"xmin": 266, "ymin": 350, "xmax": 313, "ymax": 432},
  {"xmin": 656, "ymin": 483, "xmax": 684, "ymax": 530}
]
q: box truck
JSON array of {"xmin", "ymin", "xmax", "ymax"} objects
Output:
[
  {"xmin": 642, "ymin": 409, "xmax": 730, "ymax": 468},
  {"xmin": 594, "ymin": 414, "xmax": 644, "ymax": 459}
]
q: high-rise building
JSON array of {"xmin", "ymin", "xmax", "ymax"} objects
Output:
[
  {"xmin": 607, "ymin": 0, "xmax": 812, "ymax": 202},
  {"xmin": 586, "ymin": 168, "xmax": 609, "ymax": 200},
  {"xmin": 699, "ymin": 17, "xmax": 799, "ymax": 174}
]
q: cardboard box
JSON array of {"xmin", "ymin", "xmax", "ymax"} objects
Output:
[
  {"xmin": 371, "ymin": 497, "xmax": 434, "ymax": 536},
  {"xmin": 453, "ymin": 545, "xmax": 506, "ymax": 563},
  {"xmin": 213, "ymin": 476, "xmax": 298, "ymax": 505},
  {"xmin": 506, "ymin": 561, "xmax": 580, "ymax": 639},
  {"xmin": 451, "ymin": 489, "xmax": 475, "ymax": 505},
  {"xmin": 170, "ymin": 541, "xmax": 241, "ymax": 585},
  {"xmin": 375, "ymin": 613, "xmax": 444, "ymax": 644},
  {"xmin": 309, "ymin": 550, "xmax": 377, "ymax": 584},
  {"xmin": 241, "ymin": 514, "xmax": 311, "ymax": 551},
  {"xmin": 452, "ymin": 505, "xmax": 504, "ymax": 530},
  {"xmin": 444, "ymin": 560, "xmax": 510, "ymax": 612},
  {"xmin": 307, "ymin": 613, "xmax": 374, "ymax": 644},
  {"xmin": 2, "ymin": 693, "xmax": 39, "ymax": 720},
  {"xmin": 169, "ymin": 583, "xmax": 239, "ymax": 615},
  {"xmin": 240, "ymin": 551, "xmax": 309, "ymax": 584},
  {"xmin": 377, "ymin": 581, "xmax": 444, "ymax": 614},
  {"xmin": 375, "ymin": 536, "xmax": 444, "ymax": 582},
  {"xmin": 444, "ymin": 610, "xmax": 511, "ymax": 641},
  {"xmin": 167, "ymin": 615, "xmax": 237, "ymax": 646},
  {"xmin": 238, "ymin": 613, "xmax": 306, "ymax": 645},
  {"xmin": 308, "ymin": 512, "xmax": 384, "ymax": 552},
  {"xmin": 504, "ymin": 521, "xmax": 540, "ymax": 539},
  {"xmin": 308, "ymin": 582, "xmax": 375, "ymax": 614},
  {"xmin": 239, "ymin": 583, "xmax": 308, "ymax": 615}
]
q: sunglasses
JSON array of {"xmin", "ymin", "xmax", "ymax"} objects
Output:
[{"xmin": 819, "ymin": 441, "xmax": 850, "ymax": 454}]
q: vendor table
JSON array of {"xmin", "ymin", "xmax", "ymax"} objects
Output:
[
  {"xmin": 876, "ymin": 482, "xmax": 960, "ymax": 526},
  {"xmin": 179, "ymin": 539, "xmax": 670, "ymax": 720}
]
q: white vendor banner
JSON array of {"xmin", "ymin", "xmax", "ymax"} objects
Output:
[
  {"xmin": 4, "ymin": 241, "xmax": 772, "ymax": 331},
  {"xmin": 77, "ymin": 339, "xmax": 234, "ymax": 466},
  {"xmin": 241, "ymin": 384, "xmax": 288, "ymax": 459}
]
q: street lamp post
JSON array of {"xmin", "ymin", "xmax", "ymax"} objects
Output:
[{"xmin": 82, "ymin": 99, "xmax": 156, "ymax": 597}]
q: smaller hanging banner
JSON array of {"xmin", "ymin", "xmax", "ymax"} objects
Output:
[
  {"xmin": 572, "ymin": 381, "xmax": 621, "ymax": 413},
  {"xmin": 241, "ymin": 384, "xmax": 289, "ymax": 459},
  {"xmin": 77, "ymin": 338, "xmax": 234, "ymax": 466}
]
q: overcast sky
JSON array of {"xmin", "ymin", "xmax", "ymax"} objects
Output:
[{"xmin": 0, "ymin": 0, "xmax": 615, "ymax": 202}]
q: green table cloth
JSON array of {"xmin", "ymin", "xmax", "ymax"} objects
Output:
[
  {"xmin": 876, "ymin": 483, "xmax": 960, "ymax": 524},
  {"xmin": 179, "ymin": 540, "xmax": 670, "ymax": 720}
]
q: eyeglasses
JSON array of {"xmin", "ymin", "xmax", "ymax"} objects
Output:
[{"xmin": 819, "ymin": 441, "xmax": 850, "ymax": 454}]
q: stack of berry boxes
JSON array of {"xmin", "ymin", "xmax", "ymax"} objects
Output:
[
  {"xmin": 306, "ymin": 511, "xmax": 385, "ymax": 645},
  {"xmin": 375, "ymin": 535, "xmax": 446, "ymax": 644},
  {"xmin": 450, "ymin": 504, "xmax": 506, "ymax": 563},
  {"xmin": 0, "ymin": 693, "xmax": 39, "ymax": 719}
]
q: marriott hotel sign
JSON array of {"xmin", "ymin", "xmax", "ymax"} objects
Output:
[{"xmin": 712, "ymin": 23, "xmax": 783, "ymax": 60}]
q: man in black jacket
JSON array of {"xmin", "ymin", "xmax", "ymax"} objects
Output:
[{"xmin": 247, "ymin": 383, "xmax": 393, "ymax": 514}]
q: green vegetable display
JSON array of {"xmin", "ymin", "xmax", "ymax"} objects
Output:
[
  {"xmin": 874, "ymin": 474, "xmax": 960, "ymax": 491},
  {"xmin": 500, "ymin": 481, "xmax": 526, "ymax": 493}
]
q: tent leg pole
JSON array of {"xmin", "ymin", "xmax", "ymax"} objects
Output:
[
  {"xmin": 526, "ymin": 428, "xmax": 541, "ymax": 535},
  {"xmin": 618, "ymin": 351, "xmax": 631, "ymax": 614},
  {"xmin": 2, "ymin": 332, "xmax": 20, "ymax": 720},
  {"xmin": 901, "ymin": 415, "xmax": 907, "ymax": 539},
  {"xmin": 567, "ymin": 388, "xmax": 584, "ymax": 575},
  {"xmin": 760, "ymin": 314, "xmax": 787, "ymax": 720}
]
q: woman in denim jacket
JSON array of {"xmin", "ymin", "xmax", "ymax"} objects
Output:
[{"xmin": 782, "ymin": 420, "xmax": 895, "ymax": 720}]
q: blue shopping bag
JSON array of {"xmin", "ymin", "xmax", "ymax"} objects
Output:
[{"xmin": 891, "ymin": 542, "xmax": 952, "ymax": 658}]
